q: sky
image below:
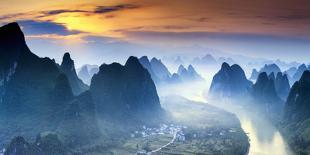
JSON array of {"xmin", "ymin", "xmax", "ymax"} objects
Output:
[{"xmin": 0, "ymin": 0, "xmax": 310, "ymax": 67}]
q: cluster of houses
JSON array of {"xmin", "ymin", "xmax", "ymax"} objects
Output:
[
  {"xmin": 130, "ymin": 124, "xmax": 187, "ymax": 140},
  {"xmin": 0, "ymin": 148, "xmax": 5, "ymax": 155}
]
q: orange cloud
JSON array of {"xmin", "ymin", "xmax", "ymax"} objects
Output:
[{"xmin": 1, "ymin": 0, "xmax": 310, "ymax": 41}]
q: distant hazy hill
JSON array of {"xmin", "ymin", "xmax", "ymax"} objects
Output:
[
  {"xmin": 177, "ymin": 64, "xmax": 204, "ymax": 82},
  {"xmin": 292, "ymin": 64, "xmax": 308, "ymax": 84},
  {"xmin": 77, "ymin": 64, "xmax": 99, "ymax": 85},
  {"xmin": 250, "ymin": 64, "xmax": 281, "ymax": 80},
  {"xmin": 150, "ymin": 57, "xmax": 171, "ymax": 81},
  {"xmin": 139, "ymin": 56, "xmax": 160, "ymax": 83},
  {"xmin": 217, "ymin": 57, "xmax": 235, "ymax": 65},
  {"xmin": 249, "ymin": 69, "xmax": 259, "ymax": 81},
  {"xmin": 192, "ymin": 54, "xmax": 217, "ymax": 65},
  {"xmin": 139, "ymin": 56, "xmax": 171, "ymax": 83},
  {"xmin": 284, "ymin": 66, "xmax": 297, "ymax": 78}
]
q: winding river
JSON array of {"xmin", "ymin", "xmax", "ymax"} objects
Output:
[
  {"xmin": 216, "ymin": 103, "xmax": 294, "ymax": 155},
  {"xmin": 158, "ymin": 80, "xmax": 294, "ymax": 155},
  {"xmin": 238, "ymin": 110, "xmax": 293, "ymax": 155}
]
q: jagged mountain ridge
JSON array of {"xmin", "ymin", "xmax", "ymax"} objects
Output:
[
  {"xmin": 192, "ymin": 54, "xmax": 217, "ymax": 65},
  {"xmin": 139, "ymin": 56, "xmax": 204, "ymax": 84},
  {"xmin": 250, "ymin": 64, "xmax": 281, "ymax": 80},
  {"xmin": 138, "ymin": 56, "xmax": 171, "ymax": 83},
  {"xmin": 177, "ymin": 64, "xmax": 204, "ymax": 81},
  {"xmin": 0, "ymin": 22, "xmax": 101, "ymax": 147},
  {"xmin": 0, "ymin": 22, "xmax": 165, "ymax": 148}
]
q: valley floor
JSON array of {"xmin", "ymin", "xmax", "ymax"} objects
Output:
[{"xmin": 104, "ymin": 95, "xmax": 249, "ymax": 155}]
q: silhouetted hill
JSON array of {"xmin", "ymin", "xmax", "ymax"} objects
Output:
[
  {"xmin": 60, "ymin": 53, "xmax": 88, "ymax": 95},
  {"xmin": 268, "ymin": 72, "xmax": 276, "ymax": 81},
  {"xmin": 284, "ymin": 71, "xmax": 310, "ymax": 122},
  {"xmin": 250, "ymin": 72, "xmax": 282, "ymax": 109},
  {"xmin": 56, "ymin": 91, "xmax": 101, "ymax": 147},
  {"xmin": 90, "ymin": 56, "xmax": 164, "ymax": 124},
  {"xmin": 4, "ymin": 136, "xmax": 40, "ymax": 155},
  {"xmin": 4, "ymin": 134, "xmax": 66, "ymax": 155},
  {"xmin": 209, "ymin": 62, "xmax": 252, "ymax": 99},
  {"xmin": 0, "ymin": 22, "xmax": 101, "ymax": 147},
  {"xmin": 282, "ymin": 71, "xmax": 310, "ymax": 154},
  {"xmin": 275, "ymin": 72, "xmax": 290, "ymax": 100},
  {"xmin": 0, "ymin": 22, "xmax": 39, "ymax": 104}
]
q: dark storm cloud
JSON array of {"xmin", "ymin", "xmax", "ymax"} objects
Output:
[
  {"xmin": 192, "ymin": 17, "xmax": 210, "ymax": 22},
  {"xmin": 94, "ymin": 4, "xmax": 139, "ymax": 13},
  {"xmin": 41, "ymin": 9, "xmax": 88, "ymax": 16},
  {"xmin": 18, "ymin": 20, "xmax": 82, "ymax": 35},
  {"xmin": 113, "ymin": 25, "xmax": 191, "ymax": 33},
  {"xmin": 275, "ymin": 14, "xmax": 310, "ymax": 20},
  {"xmin": 0, "ymin": 13, "xmax": 28, "ymax": 20},
  {"xmin": 36, "ymin": 4, "xmax": 140, "ymax": 18}
]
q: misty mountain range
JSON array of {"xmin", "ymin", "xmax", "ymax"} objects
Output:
[
  {"xmin": 0, "ymin": 22, "xmax": 164, "ymax": 153},
  {"xmin": 0, "ymin": 21, "xmax": 309, "ymax": 155},
  {"xmin": 138, "ymin": 56, "xmax": 204, "ymax": 84},
  {"xmin": 209, "ymin": 61, "xmax": 310, "ymax": 154}
]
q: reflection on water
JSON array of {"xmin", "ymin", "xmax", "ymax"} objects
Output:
[
  {"xmin": 237, "ymin": 110, "xmax": 294, "ymax": 155},
  {"xmin": 209, "ymin": 102, "xmax": 295, "ymax": 155}
]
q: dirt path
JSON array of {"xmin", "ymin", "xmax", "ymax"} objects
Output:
[{"xmin": 150, "ymin": 129, "xmax": 180, "ymax": 153}]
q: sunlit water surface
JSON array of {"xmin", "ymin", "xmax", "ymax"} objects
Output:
[{"xmin": 236, "ymin": 108, "xmax": 294, "ymax": 155}]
